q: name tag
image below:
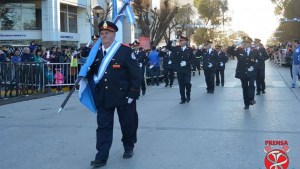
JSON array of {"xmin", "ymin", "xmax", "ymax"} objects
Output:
[{"xmin": 112, "ymin": 64, "xmax": 121, "ymax": 69}]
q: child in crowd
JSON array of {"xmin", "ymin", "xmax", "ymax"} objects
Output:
[
  {"xmin": 54, "ymin": 68, "xmax": 64, "ymax": 94},
  {"xmin": 46, "ymin": 66, "xmax": 54, "ymax": 93}
]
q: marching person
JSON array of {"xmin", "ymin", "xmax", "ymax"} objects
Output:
[
  {"xmin": 197, "ymin": 40, "xmax": 218, "ymax": 94},
  {"xmin": 132, "ymin": 40, "xmax": 149, "ymax": 95},
  {"xmin": 161, "ymin": 46, "xmax": 175, "ymax": 87},
  {"xmin": 166, "ymin": 36, "xmax": 195, "ymax": 104},
  {"xmin": 235, "ymin": 36, "xmax": 259, "ymax": 109},
  {"xmin": 253, "ymin": 38, "xmax": 269, "ymax": 95},
  {"xmin": 192, "ymin": 45, "xmax": 203, "ymax": 76},
  {"xmin": 86, "ymin": 21, "xmax": 142, "ymax": 167},
  {"xmin": 147, "ymin": 46, "xmax": 161, "ymax": 86},
  {"xmin": 215, "ymin": 45, "xmax": 229, "ymax": 87},
  {"xmin": 81, "ymin": 35, "xmax": 99, "ymax": 57}
]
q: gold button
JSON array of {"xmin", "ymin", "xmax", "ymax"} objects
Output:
[
  {"xmin": 105, "ymin": 86, "xmax": 108, "ymax": 89},
  {"xmin": 104, "ymin": 79, "xmax": 107, "ymax": 82},
  {"xmin": 105, "ymin": 72, "xmax": 107, "ymax": 74}
]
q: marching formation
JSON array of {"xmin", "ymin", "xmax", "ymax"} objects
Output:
[{"xmin": 78, "ymin": 19, "xmax": 293, "ymax": 167}]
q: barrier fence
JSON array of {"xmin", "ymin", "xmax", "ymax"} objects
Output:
[{"xmin": 0, "ymin": 62, "xmax": 167, "ymax": 99}]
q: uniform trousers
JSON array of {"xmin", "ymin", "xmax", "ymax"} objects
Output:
[
  {"xmin": 177, "ymin": 72, "xmax": 191, "ymax": 101},
  {"xmin": 240, "ymin": 77, "xmax": 255, "ymax": 106},
  {"xmin": 204, "ymin": 69, "xmax": 215, "ymax": 92},
  {"xmin": 215, "ymin": 68, "xmax": 225, "ymax": 86},
  {"xmin": 163, "ymin": 68, "xmax": 174, "ymax": 86},
  {"xmin": 292, "ymin": 64, "xmax": 300, "ymax": 87},
  {"xmin": 256, "ymin": 68, "xmax": 265, "ymax": 92},
  {"xmin": 95, "ymin": 101, "xmax": 138, "ymax": 160},
  {"xmin": 140, "ymin": 66, "xmax": 146, "ymax": 91}
]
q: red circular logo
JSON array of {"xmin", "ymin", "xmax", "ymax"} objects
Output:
[{"xmin": 264, "ymin": 149, "xmax": 289, "ymax": 169}]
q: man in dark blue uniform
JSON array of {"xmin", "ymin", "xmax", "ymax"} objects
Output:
[
  {"xmin": 160, "ymin": 47, "xmax": 175, "ymax": 87},
  {"xmin": 253, "ymin": 38, "xmax": 269, "ymax": 95},
  {"xmin": 235, "ymin": 36, "xmax": 259, "ymax": 109},
  {"xmin": 215, "ymin": 45, "xmax": 229, "ymax": 86},
  {"xmin": 132, "ymin": 40, "xmax": 148, "ymax": 95},
  {"xmin": 87, "ymin": 21, "xmax": 142, "ymax": 167},
  {"xmin": 167, "ymin": 36, "xmax": 195, "ymax": 104},
  {"xmin": 192, "ymin": 45, "xmax": 203, "ymax": 76},
  {"xmin": 198, "ymin": 40, "xmax": 218, "ymax": 94},
  {"xmin": 81, "ymin": 35, "xmax": 99, "ymax": 57}
]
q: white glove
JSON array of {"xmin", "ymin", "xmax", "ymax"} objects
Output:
[
  {"xmin": 220, "ymin": 62, "xmax": 224, "ymax": 66},
  {"xmin": 180, "ymin": 61, "xmax": 186, "ymax": 67},
  {"xmin": 139, "ymin": 63, "xmax": 143, "ymax": 67},
  {"xmin": 149, "ymin": 65, "xmax": 154, "ymax": 69},
  {"xmin": 248, "ymin": 66, "xmax": 254, "ymax": 71},
  {"xmin": 208, "ymin": 63, "xmax": 213, "ymax": 68},
  {"xmin": 127, "ymin": 97, "xmax": 134, "ymax": 104},
  {"xmin": 168, "ymin": 60, "xmax": 172, "ymax": 64},
  {"xmin": 86, "ymin": 40, "xmax": 93, "ymax": 47}
]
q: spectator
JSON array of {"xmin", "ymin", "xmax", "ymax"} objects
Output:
[
  {"xmin": 148, "ymin": 45, "xmax": 161, "ymax": 86},
  {"xmin": 29, "ymin": 41, "xmax": 38, "ymax": 53},
  {"xmin": 54, "ymin": 68, "xmax": 64, "ymax": 94},
  {"xmin": 21, "ymin": 47, "xmax": 34, "ymax": 62},
  {"xmin": 0, "ymin": 50, "xmax": 6, "ymax": 62},
  {"xmin": 11, "ymin": 50, "xmax": 22, "ymax": 63}
]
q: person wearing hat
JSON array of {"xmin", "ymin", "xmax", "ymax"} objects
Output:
[
  {"xmin": 291, "ymin": 39, "xmax": 300, "ymax": 88},
  {"xmin": 235, "ymin": 36, "xmax": 259, "ymax": 109},
  {"xmin": 166, "ymin": 36, "xmax": 195, "ymax": 104},
  {"xmin": 253, "ymin": 38, "xmax": 269, "ymax": 95},
  {"xmin": 215, "ymin": 45, "xmax": 229, "ymax": 87},
  {"xmin": 160, "ymin": 46, "xmax": 175, "ymax": 87},
  {"xmin": 87, "ymin": 21, "xmax": 142, "ymax": 167},
  {"xmin": 81, "ymin": 35, "xmax": 99, "ymax": 57},
  {"xmin": 132, "ymin": 40, "xmax": 148, "ymax": 95},
  {"xmin": 198, "ymin": 40, "xmax": 219, "ymax": 93}
]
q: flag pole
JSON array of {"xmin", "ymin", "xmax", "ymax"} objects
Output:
[{"xmin": 58, "ymin": 1, "xmax": 132, "ymax": 114}]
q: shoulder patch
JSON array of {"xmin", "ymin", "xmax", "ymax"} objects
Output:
[{"xmin": 131, "ymin": 53, "xmax": 136, "ymax": 59}]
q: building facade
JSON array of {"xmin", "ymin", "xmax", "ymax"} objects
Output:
[{"xmin": 0, "ymin": 0, "xmax": 134, "ymax": 48}]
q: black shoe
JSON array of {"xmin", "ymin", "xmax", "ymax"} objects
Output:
[
  {"xmin": 186, "ymin": 98, "xmax": 190, "ymax": 103},
  {"xmin": 244, "ymin": 105, "xmax": 249, "ymax": 109},
  {"xmin": 249, "ymin": 100, "xmax": 256, "ymax": 105},
  {"xmin": 165, "ymin": 84, "xmax": 168, "ymax": 87},
  {"xmin": 221, "ymin": 83, "xmax": 224, "ymax": 87},
  {"xmin": 216, "ymin": 84, "xmax": 219, "ymax": 86},
  {"xmin": 180, "ymin": 100, "xmax": 186, "ymax": 104},
  {"xmin": 207, "ymin": 91, "xmax": 214, "ymax": 94},
  {"xmin": 256, "ymin": 92, "xmax": 261, "ymax": 95},
  {"xmin": 90, "ymin": 159, "xmax": 107, "ymax": 167},
  {"xmin": 170, "ymin": 84, "xmax": 173, "ymax": 87},
  {"xmin": 123, "ymin": 150, "xmax": 134, "ymax": 159},
  {"xmin": 262, "ymin": 90, "xmax": 265, "ymax": 94},
  {"xmin": 142, "ymin": 90, "xmax": 146, "ymax": 95}
]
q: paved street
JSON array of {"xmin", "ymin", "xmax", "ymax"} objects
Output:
[{"xmin": 0, "ymin": 59, "xmax": 300, "ymax": 169}]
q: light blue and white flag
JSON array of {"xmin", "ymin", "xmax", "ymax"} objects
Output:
[{"xmin": 124, "ymin": 0, "xmax": 136, "ymax": 24}]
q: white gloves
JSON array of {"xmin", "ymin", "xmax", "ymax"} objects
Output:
[
  {"xmin": 220, "ymin": 62, "xmax": 224, "ymax": 66},
  {"xmin": 168, "ymin": 61, "xmax": 172, "ymax": 64},
  {"xmin": 149, "ymin": 65, "xmax": 154, "ymax": 69},
  {"xmin": 139, "ymin": 63, "xmax": 143, "ymax": 67},
  {"xmin": 46, "ymin": 51, "xmax": 50, "ymax": 58},
  {"xmin": 180, "ymin": 61, "xmax": 186, "ymax": 67},
  {"xmin": 86, "ymin": 40, "xmax": 93, "ymax": 47},
  {"xmin": 248, "ymin": 66, "xmax": 254, "ymax": 72},
  {"xmin": 208, "ymin": 63, "xmax": 213, "ymax": 68},
  {"xmin": 127, "ymin": 97, "xmax": 134, "ymax": 104}
]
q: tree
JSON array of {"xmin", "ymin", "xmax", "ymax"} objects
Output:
[
  {"xmin": 0, "ymin": 8, "xmax": 15, "ymax": 30},
  {"xmin": 270, "ymin": 0, "xmax": 300, "ymax": 41},
  {"xmin": 133, "ymin": 0, "xmax": 179, "ymax": 46}
]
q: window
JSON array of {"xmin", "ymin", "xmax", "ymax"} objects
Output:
[
  {"xmin": 0, "ymin": 0, "xmax": 42, "ymax": 30},
  {"xmin": 60, "ymin": 4, "xmax": 77, "ymax": 33}
]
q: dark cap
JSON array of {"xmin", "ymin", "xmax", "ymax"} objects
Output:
[
  {"xmin": 242, "ymin": 36, "xmax": 253, "ymax": 43},
  {"xmin": 254, "ymin": 38, "xmax": 261, "ymax": 43},
  {"xmin": 215, "ymin": 45, "xmax": 222, "ymax": 49},
  {"xmin": 132, "ymin": 40, "xmax": 139, "ymax": 46},
  {"xmin": 179, "ymin": 36, "xmax": 189, "ymax": 41},
  {"xmin": 91, "ymin": 35, "xmax": 99, "ymax": 40},
  {"xmin": 98, "ymin": 21, "xmax": 118, "ymax": 32}
]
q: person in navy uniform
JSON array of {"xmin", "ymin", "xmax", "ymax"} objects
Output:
[
  {"xmin": 166, "ymin": 36, "xmax": 195, "ymax": 104},
  {"xmin": 193, "ymin": 45, "xmax": 203, "ymax": 76},
  {"xmin": 81, "ymin": 35, "xmax": 99, "ymax": 57},
  {"xmin": 197, "ymin": 40, "xmax": 218, "ymax": 94},
  {"xmin": 253, "ymin": 38, "xmax": 269, "ymax": 95},
  {"xmin": 132, "ymin": 40, "xmax": 149, "ymax": 95},
  {"xmin": 160, "ymin": 46, "xmax": 175, "ymax": 87},
  {"xmin": 215, "ymin": 45, "xmax": 229, "ymax": 86},
  {"xmin": 235, "ymin": 36, "xmax": 259, "ymax": 109},
  {"xmin": 88, "ymin": 21, "xmax": 142, "ymax": 167}
]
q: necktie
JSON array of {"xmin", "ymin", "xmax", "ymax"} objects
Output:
[{"xmin": 104, "ymin": 50, "xmax": 107, "ymax": 56}]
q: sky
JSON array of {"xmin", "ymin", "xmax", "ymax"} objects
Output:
[{"xmin": 227, "ymin": 0, "xmax": 280, "ymax": 44}]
